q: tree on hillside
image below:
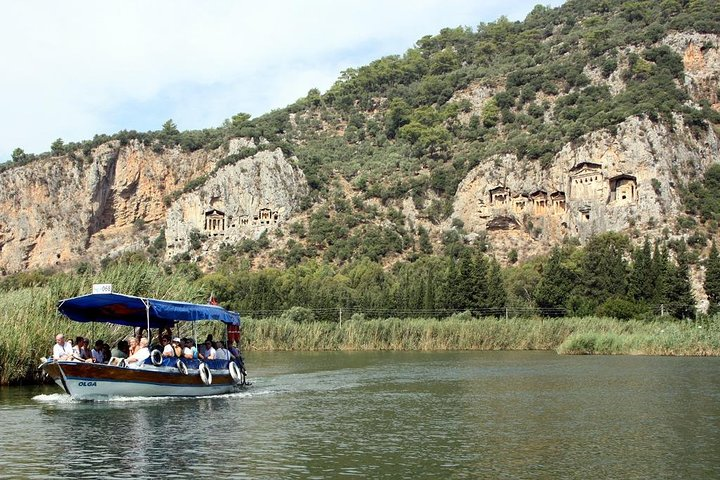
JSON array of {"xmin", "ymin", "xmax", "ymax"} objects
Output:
[
  {"xmin": 50, "ymin": 138, "xmax": 65, "ymax": 156},
  {"xmin": 11, "ymin": 148, "xmax": 26, "ymax": 163},
  {"xmin": 385, "ymin": 98, "xmax": 412, "ymax": 139},
  {"xmin": 162, "ymin": 119, "xmax": 179, "ymax": 136},
  {"xmin": 231, "ymin": 112, "xmax": 252, "ymax": 127},
  {"xmin": 705, "ymin": 242, "xmax": 720, "ymax": 315},
  {"xmin": 418, "ymin": 226, "xmax": 433, "ymax": 255}
]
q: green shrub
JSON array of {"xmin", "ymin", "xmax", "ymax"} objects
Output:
[
  {"xmin": 595, "ymin": 297, "xmax": 645, "ymax": 320},
  {"xmin": 281, "ymin": 306, "xmax": 317, "ymax": 324}
]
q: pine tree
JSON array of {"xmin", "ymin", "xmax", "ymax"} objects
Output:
[
  {"xmin": 579, "ymin": 233, "xmax": 629, "ymax": 307},
  {"xmin": 423, "ymin": 267, "xmax": 436, "ymax": 311},
  {"xmin": 442, "ymin": 258, "xmax": 464, "ymax": 310},
  {"xmin": 469, "ymin": 250, "xmax": 489, "ymax": 310},
  {"xmin": 628, "ymin": 238, "xmax": 654, "ymax": 302},
  {"xmin": 666, "ymin": 241, "xmax": 695, "ymax": 319},
  {"xmin": 418, "ymin": 226, "xmax": 433, "ymax": 255},
  {"xmin": 705, "ymin": 242, "xmax": 720, "ymax": 315},
  {"xmin": 485, "ymin": 257, "xmax": 507, "ymax": 312},
  {"xmin": 650, "ymin": 242, "xmax": 670, "ymax": 308},
  {"xmin": 535, "ymin": 247, "xmax": 576, "ymax": 315}
]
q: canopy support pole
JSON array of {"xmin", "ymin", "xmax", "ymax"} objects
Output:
[
  {"xmin": 143, "ymin": 298, "xmax": 150, "ymax": 340},
  {"xmin": 193, "ymin": 322, "xmax": 197, "ymax": 357}
]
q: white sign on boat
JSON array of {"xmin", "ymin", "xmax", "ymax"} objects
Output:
[{"xmin": 92, "ymin": 283, "xmax": 113, "ymax": 294}]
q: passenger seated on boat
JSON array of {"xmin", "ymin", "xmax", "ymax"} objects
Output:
[
  {"xmin": 200, "ymin": 341, "xmax": 216, "ymax": 360},
  {"xmin": 128, "ymin": 337, "xmax": 139, "ymax": 356},
  {"xmin": 171, "ymin": 338, "xmax": 183, "ymax": 357},
  {"xmin": 161, "ymin": 335, "xmax": 174, "ymax": 357},
  {"xmin": 198, "ymin": 334, "xmax": 213, "ymax": 358},
  {"xmin": 228, "ymin": 341, "xmax": 240, "ymax": 360},
  {"xmin": 183, "ymin": 338, "xmax": 198, "ymax": 360},
  {"xmin": 91, "ymin": 340, "xmax": 105, "ymax": 363},
  {"xmin": 102, "ymin": 343, "xmax": 112, "ymax": 363},
  {"xmin": 53, "ymin": 334, "xmax": 73, "ymax": 360},
  {"xmin": 73, "ymin": 337, "xmax": 93, "ymax": 362},
  {"xmin": 215, "ymin": 341, "xmax": 230, "ymax": 361},
  {"xmin": 126, "ymin": 338, "xmax": 150, "ymax": 366},
  {"xmin": 111, "ymin": 340, "xmax": 128, "ymax": 359}
]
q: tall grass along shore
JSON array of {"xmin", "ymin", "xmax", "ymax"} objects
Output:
[
  {"xmin": 2, "ymin": 273, "xmax": 718, "ymax": 384},
  {"xmin": 242, "ymin": 315, "xmax": 720, "ymax": 356}
]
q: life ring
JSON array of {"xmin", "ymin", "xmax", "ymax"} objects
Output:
[
  {"xmin": 229, "ymin": 361, "xmax": 243, "ymax": 384},
  {"xmin": 150, "ymin": 349, "xmax": 163, "ymax": 366},
  {"xmin": 199, "ymin": 362, "xmax": 212, "ymax": 385},
  {"xmin": 176, "ymin": 359, "xmax": 188, "ymax": 375},
  {"xmin": 118, "ymin": 358, "xmax": 127, "ymax": 368}
]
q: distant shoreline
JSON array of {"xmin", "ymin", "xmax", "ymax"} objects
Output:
[{"xmin": 241, "ymin": 316, "xmax": 720, "ymax": 356}]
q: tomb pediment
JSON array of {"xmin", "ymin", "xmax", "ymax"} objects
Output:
[{"xmin": 569, "ymin": 162, "xmax": 602, "ymax": 173}]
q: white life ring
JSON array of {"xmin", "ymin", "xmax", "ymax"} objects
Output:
[
  {"xmin": 150, "ymin": 349, "xmax": 163, "ymax": 366},
  {"xmin": 229, "ymin": 361, "xmax": 243, "ymax": 384},
  {"xmin": 176, "ymin": 359, "xmax": 188, "ymax": 375},
  {"xmin": 199, "ymin": 362, "xmax": 212, "ymax": 385}
]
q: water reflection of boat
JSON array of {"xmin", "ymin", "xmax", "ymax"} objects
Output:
[{"xmin": 39, "ymin": 291, "xmax": 249, "ymax": 400}]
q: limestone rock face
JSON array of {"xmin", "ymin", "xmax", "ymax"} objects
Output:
[
  {"xmin": 664, "ymin": 33, "xmax": 720, "ymax": 109},
  {"xmin": 452, "ymin": 116, "xmax": 720, "ymax": 262},
  {"xmin": 164, "ymin": 148, "xmax": 308, "ymax": 259},
  {"xmin": 0, "ymin": 139, "xmax": 262, "ymax": 274}
]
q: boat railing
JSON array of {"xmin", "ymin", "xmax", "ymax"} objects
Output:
[{"xmin": 141, "ymin": 356, "xmax": 236, "ymax": 370}]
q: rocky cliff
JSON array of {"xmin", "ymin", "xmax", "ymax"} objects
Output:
[
  {"xmin": 0, "ymin": 139, "xmax": 307, "ymax": 274},
  {"xmin": 452, "ymin": 115, "xmax": 720, "ymax": 262},
  {"xmin": 165, "ymin": 147, "xmax": 308, "ymax": 260}
]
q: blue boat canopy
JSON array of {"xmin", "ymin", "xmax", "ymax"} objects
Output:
[{"xmin": 57, "ymin": 292, "xmax": 240, "ymax": 328}]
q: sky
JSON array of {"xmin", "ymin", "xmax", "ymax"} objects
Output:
[{"xmin": 0, "ymin": 0, "xmax": 565, "ymax": 161}]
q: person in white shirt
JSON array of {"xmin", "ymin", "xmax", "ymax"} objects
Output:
[
  {"xmin": 201, "ymin": 341, "xmax": 216, "ymax": 360},
  {"xmin": 183, "ymin": 338, "xmax": 198, "ymax": 360},
  {"xmin": 214, "ymin": 341, "xmax": 230, "ymax": 361},
  {"xmin": 126, "ymin": 337, "xmax": 150, "ymax": 366},
  {"xmin": 161, "ymin": 336, "xmax": 174, "ymax": 357},
  {"xmin": 53, "ymin": 334, "xmax": 73, "ymax": 360},
  {"xmin": 73, "ymin": 337, "xmax": 92, "ymax": 362},
  {"xmin": 91, "ymin": 340, "xmax": 105, "ymax": 363}
]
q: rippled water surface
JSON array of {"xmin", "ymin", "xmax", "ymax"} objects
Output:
[{"xmin": 1, "ymin": 351, "xmax": 719, "ymax": 479}]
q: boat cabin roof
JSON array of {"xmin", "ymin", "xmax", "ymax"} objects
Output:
[{"xmin": 57, "ymin": 292, "xmax": 240, "ymax": 328}]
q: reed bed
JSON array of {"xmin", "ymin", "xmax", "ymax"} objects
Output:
[
  {"xmin": 0, "ymin": 263, "xmax": 203, "ymax": 385},
  {"xmin": 241, "ymin": 315, "xmax": 720, "ymax": 356}
]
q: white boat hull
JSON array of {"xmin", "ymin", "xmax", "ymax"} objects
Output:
[{"xmin": 41, "ymin": 361, "xmax": 245, "ymax": 400}]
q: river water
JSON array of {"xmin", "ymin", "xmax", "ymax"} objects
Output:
[{"xmin": 1, "ymin": 351, "xmax": 718, "ymax": 479}]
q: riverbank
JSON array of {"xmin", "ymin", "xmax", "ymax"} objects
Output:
[
  {"xmin": 242, "ymin": 315, "xmax": 720, "ymax": 356},
  {"xmin": 2, "ymin": 281, "xmax": 719, "ymax": 384}
]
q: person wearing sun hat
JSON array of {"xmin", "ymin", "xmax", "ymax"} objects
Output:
[{"xmin": 171, "ymin": 337, "xmax": 183, "ymax": 357}]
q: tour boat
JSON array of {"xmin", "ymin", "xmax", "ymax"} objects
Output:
[{"xmin": 39, "ymin": 290, "xmax": 249, "ymax": 400}]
